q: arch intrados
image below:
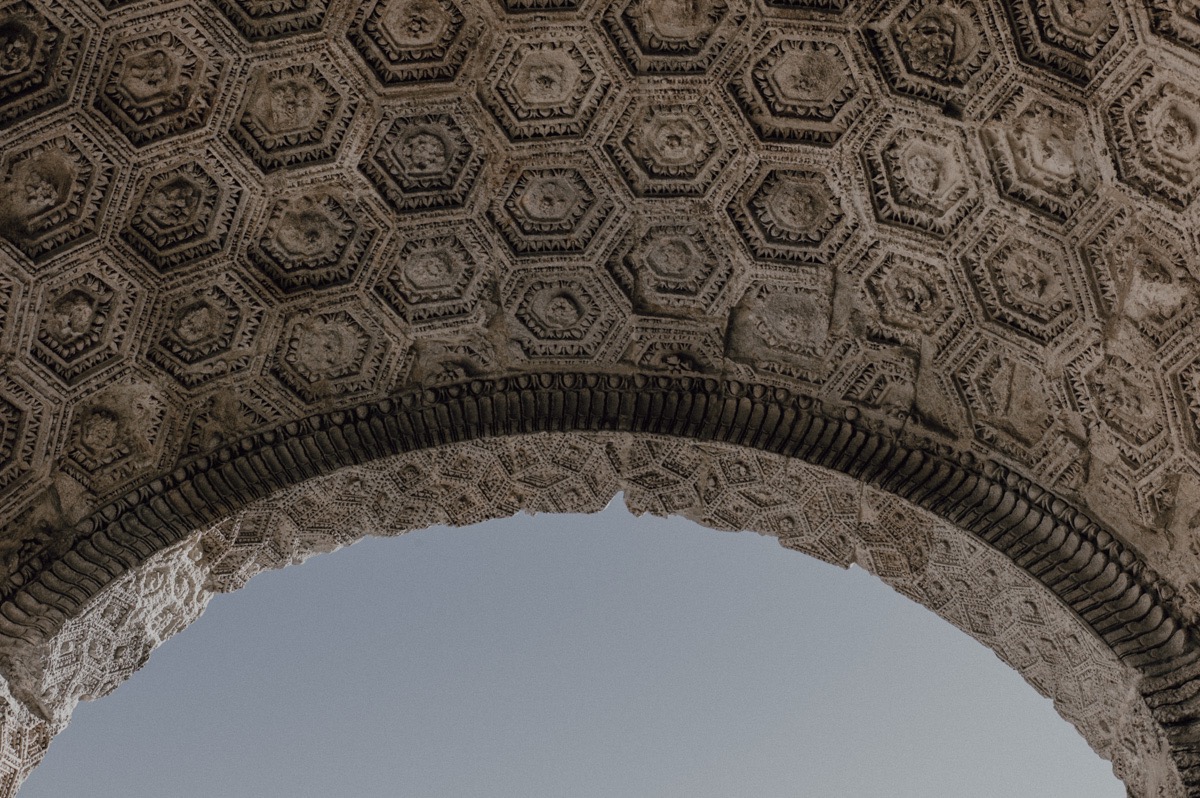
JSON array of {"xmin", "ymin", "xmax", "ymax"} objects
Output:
[{"xmin": 0, "ymin": 373, "xmax": 1195, "ymax": 796}]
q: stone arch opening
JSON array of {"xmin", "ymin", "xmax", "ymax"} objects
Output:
[{"xmin": 0, "ymin": 375, "xmax": 1194, "ymax": 796}]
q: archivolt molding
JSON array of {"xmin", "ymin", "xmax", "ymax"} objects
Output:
[{"xmin": 0, "ymin": 431, "xmax": 1181, "ymax": 797}]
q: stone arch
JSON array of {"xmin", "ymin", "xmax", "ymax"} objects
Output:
[
  {"xmin": 2, "ymin": 0, "xmax": 1200, "ymax": 794},
  {"xmin": 0, "ymin": 374, "xmax": 1196, "ymax": 796}
]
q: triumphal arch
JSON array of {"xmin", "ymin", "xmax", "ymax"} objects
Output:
[{"xmin": 0, "ymin": 0, "xmax": 1199, "ymax": 792}]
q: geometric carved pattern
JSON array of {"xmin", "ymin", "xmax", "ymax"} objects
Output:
[
  {"xmin": 1002, "ymin": 0, "xmax": 1121, "ymax": 86},
  {"xmin": 481, "ymin": 30, "xmax": 611, "ymax": 141},
  {"xmin": 982, "ymin": 89, "xmax": 1097, "ymax": 223},
  {"xmin": 147, "ymin": 275, "xmax": 266, "ymax": 389},
  {"xmin": 728, "ymin": 164, "xmax": 853, "ymax": 269},
  {"xmin": 607, "ymin": 213, "xmax": 735, "ymax": 318},
  {"xmin": 606, "ymin": 90, "xmax": 733, "ymax": 197},
  {"xmin": 865, "ymin": 0, "xmax": 998, "ymax": 110},
  {"xmin": 360, "ymin": 102, "xmax": 483, "ymax": 213},
  {"xmin": 30, "ymin": 261, "xmax": 136, "ymax": 386},
  {"xmin": 211, "ymin": 0, "xmax": 329, "ymax": 41},
  {"xmin": 120, "ymin": 156, "xmax": 242, "ymax": 272},
  {"xmin": 1148, "ymin": 0, "xmax": 1200, "ymax": 57},
  {"xmin": 1105, "ymin": 66, "xmax": 1200, "ymax": 211},
  {"xmin": 347, "ymin": 0, "xmax": 473, "ymax": 87},
  {"xmin": 602, "ymin": 0, "xmax": 744, "ymax": 75},
  {"xmin": 231, "ymin": 59, "xmax": 357, "ymax": 173},
  {"xmin": 248, "ymin": 188, "xmax": 380, "ymax": 294},
  {"xmin": 0, "ymin": 124, "xmax": 113, "ymax": 263},
  {"xmin": 0, "ymin": 0, "xmax": 85, "ymax": 126},
  {"xmin": 374, "ymin": 220, "xmax": 486, "ymax": 328},
  {"xmin": 728, "ymin": 33, "xmax": 868, "ymax": 146},
  {"xmin": 863, "ymin": 116, "xmax": 979, "ymax": 239},
  {"xmin": 1080, "ymin": 209, "xmax": 1197, "ymax": 351},
  {"xmin": 93, "ymin": 18, "xmax": 224, "ymax": 147},
  {"xmin": 962, "ymin": 214, "xmax": 1078, "ymax": 348},
  {"xmin": 5, "ymin": 2, "xmax": 1200, "ymax": 795},
  {"xmin": 490, "ymin": 163, "xmax": 614, "ymax": 256},
  {"xmin": 272, "ymin": 306, "xmax": 391, "ymax": 404},
  {"xmin": 506, "ymin": 267, "xmax": 627, "ymax": 361}
]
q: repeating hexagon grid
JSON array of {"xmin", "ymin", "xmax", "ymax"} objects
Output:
[{"xmin": 0, "ymin": 0, "xmax": 1198, "ymax": 795}]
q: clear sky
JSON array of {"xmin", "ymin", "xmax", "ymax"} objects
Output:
[{"xmin": 20, "ymin": 498, "xmax": 1123, "ymax": 798}]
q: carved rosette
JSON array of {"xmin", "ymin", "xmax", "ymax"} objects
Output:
[
  {"xmin": 1002, "ymin": 0, "xmax": 1122, "ymax": 86},
  {"xmin": 0, "ymin": 124, "xmax": 114, "ymax": 263},
  {"xmin": 866, "ymin": 0, "xmax": 999, "ymax": 111},
  {"xmin": 360, "ymin": 103, "xmax": 483, "ymax": 213},
  {"xmin": 728, "ymin": 164, "xmax": 854, "ymax": 269},
  {"xmin": 147, "ymin": 275, "xmax": 267, "ymax": 389},
  {"xmin": 728, "ymin": 33, "xmax": 868, "ymax": 147},
  {"xmin": 212, "ymin": 0, "xmax": 330, "ymax": 41},
  {"xmin": 272, "ymin": 306, "xmax": 397, "ymax": 404},
  {"xmin": 606, "ymin": 90, "xmax": 733, "ymax": 198},
  {"xmin": 0, "ymin": 0, "xmax": 85, "ymax": 126},
  {"xmin": 1105, "ymin": 66, "xmax": 1200, "ymax": 211},
  {"xmin": 862, "ymin": 116, "xmax": 980, "ymax": 239},
  {"xmin": 505, "ymin": 267, "xmax": 629, "ymax": 361},
  {"xmin": 861, "ymin": 248, "xmax": 960, "ymax": 349},
  {"xmin": 960, "ymin": 214, "xmax": 1079, "ymax": 348},
  {"xmin": 607, "ymin": 209, "xmax": 737, "ymax": 318},
  {"xmin": 602, "ymin": 0, "xmax": 744, "ymax": 75},
  {"xmin": 93, "ymin": 20, "xmax": 225, "ymax": 147},
  {"xmin": 981, "ymin": 89, "xmax": 1098, "ymax": 223},
  {"xmin": 481, "ymin": 31, "xmax": 612, "ymax": 141},
  {"xmin": 249, "ymin": 187, "xmax": 381, "ymax": 294},
  {"xmin": 374, "ymin": 220, "xmax": 487, "ymax": 329},
  {"xmin": 63, "ymin": 375, "xmax": 170, "ymax": 493},
  {"xmin": 231, "ymin": 58, "xmax": 357, "ymax": 173},
  {"xmin": 120, "ymin": 156, "xmax": 242, "ymax": 273},
  {"xmin": 30, "ymin": 260, "xmax": 137, "ymax": 387},
  {"xmin": 490, "ymin": 160, "xmax": 616, "ymax": 256},
  {"xmin": 348, "ymin": 0, "xmax": 473, "ymax": 86}
]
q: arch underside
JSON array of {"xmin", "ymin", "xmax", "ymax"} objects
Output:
[
  {"xmin": 0, "ymin": 430, "xmax": 1184, "ymax": 797},
  {"xmin": 1, "ymin": 0, "xmax": 1200, "ymax": 793}
]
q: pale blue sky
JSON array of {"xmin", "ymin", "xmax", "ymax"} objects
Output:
[{"xmin": 21, "ymin": 499, "xmax": 1123, "ymax": 797}]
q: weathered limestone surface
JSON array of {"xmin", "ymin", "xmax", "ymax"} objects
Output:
[{"xmin": 0, "ymin": 0, "xmax": 1198, "ymax": 793}]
